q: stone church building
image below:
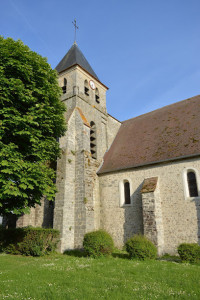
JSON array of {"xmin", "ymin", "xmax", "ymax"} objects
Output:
[{"xmin": 15, "ymin": 43, "xmax": 200, "ymax": 255}]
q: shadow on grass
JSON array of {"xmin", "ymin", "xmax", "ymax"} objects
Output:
[
  {"xmin": 63, "ymin": 249, "xmax": 87, "ymax": 258},
  {"xmin": 158, "ymin": 255, "xmax": 200, "ymax": 265},
  {"xmin": 112, "ymin": 249, "xmax": 130, "ymax": 259},
  {"xmin": 157, "ymin": 254, "xmax": 181, "ymax": 263},
  {"xmin": 63, "ymin": 249, "xmax": 130, "ymax": 259}
]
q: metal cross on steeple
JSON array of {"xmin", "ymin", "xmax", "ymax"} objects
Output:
[{"xmin": 72, "ymin": 19, "xmax": 79, "ymax": 44}]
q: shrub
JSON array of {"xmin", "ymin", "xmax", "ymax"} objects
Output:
[
  {"xmin": 178, "ymin": 243, "xmax": 200, "ymax": 263},
  {"xmin": 83, "ymin": 230, "xmax": 114, "ymax": 258},
  {"xmin": 125, "ymin": 234, "xmax": 157, "ymax": 260},
  {"xmin": 0, "ymin": 227, "xmax": 59, "ymax": 256}
]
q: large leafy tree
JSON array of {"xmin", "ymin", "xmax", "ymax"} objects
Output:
[{"xmin": 0, "ymin": 36, "xmax": 66, "ymax": 216}]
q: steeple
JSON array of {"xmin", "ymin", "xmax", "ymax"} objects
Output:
[{"xmin": 55, "ymin": 43, "xmax": 99, "ymax": 81}]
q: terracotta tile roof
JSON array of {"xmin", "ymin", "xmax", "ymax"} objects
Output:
[
  {"xmin": 141, "ymin": 177, "xmax": 158, "ymax": 193},
  {"xmin": 65, "ymin": 107, "xmax": 90, "ymax": 128},
  {"xmin": 99, "ymin": 95, "xmax": 200, "ymax": 174},
  {"xmin": 76, "ymin": 107, "xmax": 90, "ymax": 128}
]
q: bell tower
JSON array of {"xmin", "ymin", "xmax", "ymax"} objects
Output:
[
  {"xmin": 56, "ymin": 42, "xmax": 109, "ymax": 159},
  {"xmin": 53, "ymin": 43, "xmax": 109, "ymax": 251}
]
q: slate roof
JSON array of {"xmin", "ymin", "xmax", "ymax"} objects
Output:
[
  {"xmin": 98, "ymin": 95, "xmax": 200, "ymax": 174},
  {"xmin": 55, "ymin": 43, "xmax": 99, "ymax": 80}
]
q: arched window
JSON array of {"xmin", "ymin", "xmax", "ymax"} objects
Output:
[
  {"xmin": 183, "ymin": 168, "xmax": 200, "ymax": 199},
  {"xmin": 90, "ymin": 121, "xmax": 96, "ymax": 159},
  {"xmin": 119, "ymin": 179, "xmax": 132, "ymax": 206},
  {"xmin": 124, "ymin": 181, "xmax": 131, "ymax": 204},
  {"xmin": 62, "ymin": 78, "xmax": 67, "ymax": 94},
  {"xmin": 187, "ymin": 171, "xmax": 198, "ymax": 197},
  {"xmin": 84, "ymin": 80, "xmax": 89, "ymax": 96},
  {"xmin": 95, "ymin": 88, "xmax": 100, "ymax": 103}
]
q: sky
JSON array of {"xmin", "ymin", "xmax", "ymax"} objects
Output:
[{"xmin": 1, "ymin": 0, "xmax": 200, "ymax": 121}]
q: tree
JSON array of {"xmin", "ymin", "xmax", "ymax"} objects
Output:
[{"xmin": 0, "ymin": 36, "xmax": 66, "ymax": 216}]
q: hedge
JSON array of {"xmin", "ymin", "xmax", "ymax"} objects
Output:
[
  {"xmin": 0, "ymin": 227, "xmax": 60, "ymax": 256},
  {"xmin": 83, "ymin": 230, "xmax": 114, "ymax": 258},
  {"xmin": 178, "ymin": 243, "xmax": 200, "ymax": 263},
  {"xmin": 125, "ymin": 234, "xmax": 157, "ymax": 260}
]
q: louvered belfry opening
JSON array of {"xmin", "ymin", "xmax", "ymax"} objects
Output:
[
  {"xmin": 95, "ymin": 88, "xmax": 100, "ymax": 103},
  {"xmin": 90, "ymin": 121, "xmax": 97, "ymax": 159},
  {"xmin": 62, "ymin": 78, "xmax": 67, "ymax": 94},
  {"xmin": 84, "ymin": 80, "xmax": 89, "ymax": 96}
]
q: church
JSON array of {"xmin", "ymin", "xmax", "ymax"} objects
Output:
[{"xmin": 15, "ymin": 42, "xmax": 200, "ymax": 255}]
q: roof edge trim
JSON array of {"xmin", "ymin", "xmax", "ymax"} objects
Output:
[
  {"xmin": 107, "ymin": 113, "xmax": 121, "ymax": 123},
  {"xmin": 98, "ymin": 153, "xmax": 200, "ymax": 175}
]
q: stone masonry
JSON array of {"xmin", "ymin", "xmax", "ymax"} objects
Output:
[
  {"xmin": 99, "ymin": 158, "xmax": 200, "ymax": 254},
  {"xmin": 141, "ymin": 177, "xmax": 164, "ymax": 255},
  {"xmin": 53, "ymin": 63, "xmax": 120, "ymax": 252},
  {"xmin": 11, "ymin": 43, "xmax": 200, "ymax": 255}
]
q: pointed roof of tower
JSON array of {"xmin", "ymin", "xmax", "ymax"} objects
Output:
[{"xmin": 55, "ymin": 43, "xmax": 99, "ymax": 80}]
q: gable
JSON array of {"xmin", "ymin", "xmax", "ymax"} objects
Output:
[
  {"xmin": 99, "ymin": 95, "xmax": 200, "ymax": 174},
  {"xmin": 66, "ymin": 107, "xmax": 90, "ymax": 128}
]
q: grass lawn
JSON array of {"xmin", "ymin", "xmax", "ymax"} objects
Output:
[{"xmin": 0, "ymin": 252, "xmax": 200, "ymax": 300}]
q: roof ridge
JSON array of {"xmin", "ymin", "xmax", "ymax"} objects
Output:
[
  {"xmin": 99, "ymin": 94, "xmax": 200, "ymax": 174},
  {"xmin": 122, "ymin": 94, "xmax": 200, "ymax": 124}
]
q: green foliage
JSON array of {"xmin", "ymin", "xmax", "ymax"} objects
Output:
[
  {"xmin": 125, "ymin": 234, "xmax": 157, "ymax": 260},
  {"xmin": 178, "ymin": 243, "xmax": 200, "ymax": 263},
  {"xmin": 83, "ymin": 230, "xmax": 114, "ymax": 258},
  {"xmin": 71, "ymin": 150, "xmax": 76, "ymax": 155},
  {"xmin": 0, "ymin": 227, "xmax": 59, "ymax": 256},
  {"xmin": 83, "ymin": 197, "xmax": 88, "ymax": 204},
  {"xmin": 0, "ymin": 36, "xmax": 66, "ymax": 215}
]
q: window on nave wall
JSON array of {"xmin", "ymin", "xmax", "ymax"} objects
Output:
[
  {"xmin": 90, "ymin": 121, "xmax": 96, "ymax": 159},
  {"xmin": 119, "ymin": 179, "xmax": 132, "ymax": 206},
  {"xmin": 187, "ymin": 171, "xmax": 198, "ymax": 197},
  {"xmin": 124, "ymin": 180, "xmax": 131, "ymax": 205}
]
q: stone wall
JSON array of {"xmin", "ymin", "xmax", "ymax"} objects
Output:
[
  {"xmin": 59, "ymin": 66, "xmax": 121, "ymax": 162},
  {"xmin": 53, "ymin": 108, "xmax": 76, "ymax": 251},
  {"xmin": 99, "ymin": 157, "xmax": 200, "ymax": 254},
  {"xmin": 15, "ymin": 197, "xmax": 53, "ymax": 229},
  {"xmin": 58, "ymin": 65, "xmax": 107, "ymax": 112},
  {"xmin": 53, "ymin": 64, "xmax": 121, "ymax": 252},
  {"xmin": 107, "ymin": 115, "xmax": 121, "ymax": 149},
  {"xmin": 53, "ymin": 104, "xmax": 102, "ymax": 251},
  {"xmin": 141, "ymin": 178, "xmax": 164, "ymax": 255}
]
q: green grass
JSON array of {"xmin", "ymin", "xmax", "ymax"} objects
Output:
[{"xmin": 0, "ymin": 252, "xmax": 200, "ymax": 299}]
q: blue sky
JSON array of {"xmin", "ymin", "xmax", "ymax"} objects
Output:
[{"xmin": 1, "ymin": 0, "xmax": 200, "ymax": 121}]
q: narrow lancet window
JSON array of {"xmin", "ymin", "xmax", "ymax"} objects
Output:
[
  {"xmin": 95, "ymin": 88, "xmax": 100, "ymax": 103},
  {"xmin": 62, "ymin": 78, "xmax": 67, "ymax": 94},
  {"xmin": 187, "ymin": 171, "xmax": 198, "ymax": 197},
  {"xmin": 90, "ymin": 121, "xmax": 97, "ymax": 159},
  {"xmin": 124, "ymin": 181, "xmax": 131, "ymax": 204},
  {"xmin": 84, "ymin": 80, "xmax": 89, "ymax": 96}
]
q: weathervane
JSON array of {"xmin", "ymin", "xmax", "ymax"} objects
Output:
[{"xmin": 72, "ymin": 19, "xmax": 79, "ymax": 44}]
